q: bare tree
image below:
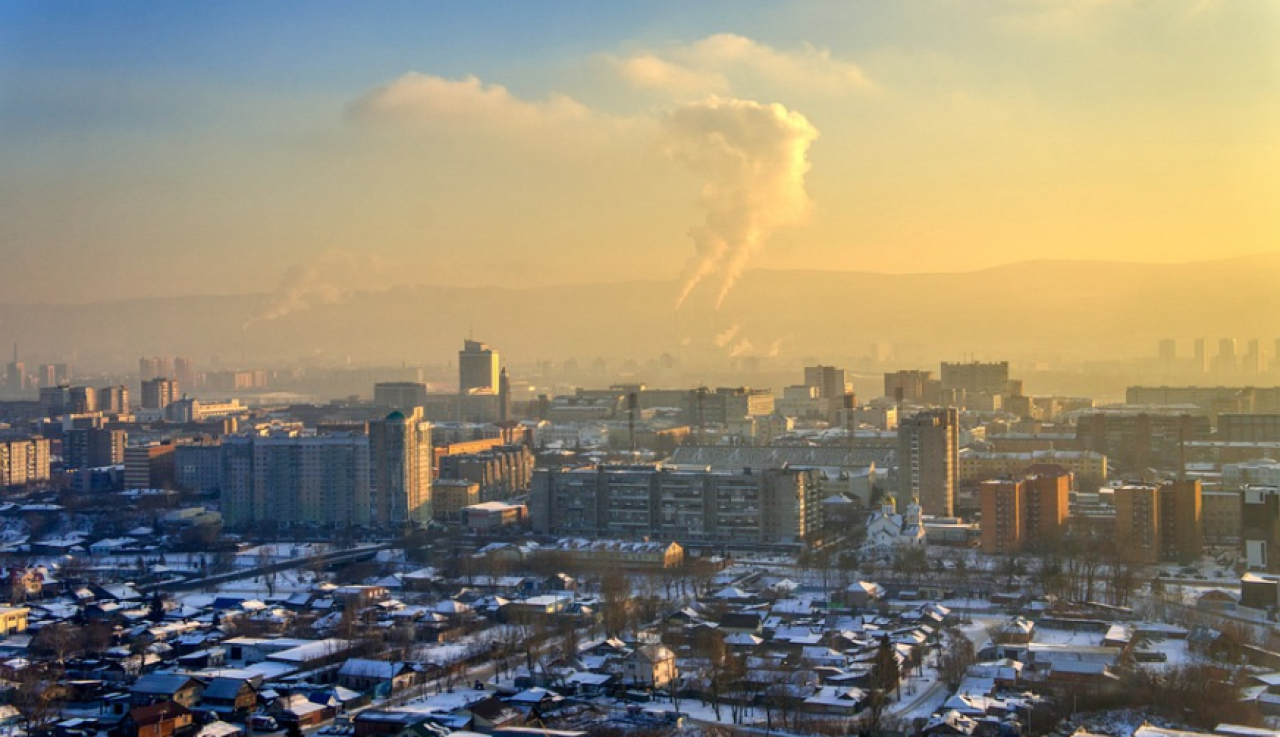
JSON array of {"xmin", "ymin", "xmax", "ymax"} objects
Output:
[
  {"xmin": 58, "ymin": 554, "xmax": 91, "ymax": 585},
  {"xmin": 32, "ymin": 622, "xmax": 85, "ymax": 667},
  {"xmin": 83, "ymin": 620, "xmax": 116, "ymax": 656},
  {"xmin": 704, "ymin": 644, "xmax": 743, "ymax": 722},
  {"xmin": 8, "ymin": 570, "xmax": 28, "ymax": 605},
  {"xmin": 1106, "ymin": 546, "xmax": 1143, "ymax": 608},
  {"xmin": 761, "ymin": 679, "xmax": 803, "ymax": 732},
  {"xmin": 12, "ymin": 664, "xmax": 64, "ymax": 734},
  {"xmin": 938, "ymin": 627, "xmax": 976, "ymax": 690},
  {"xmin": 600, "ymin": 569, "xmax": 633, "ymax": 637}
]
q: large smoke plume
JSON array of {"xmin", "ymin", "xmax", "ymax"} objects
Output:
[{"xmin": 663, "ymin": 97, "xmax": 818, "ymax": 309}]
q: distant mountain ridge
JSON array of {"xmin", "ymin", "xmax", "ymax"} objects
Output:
[{"xmin": 1, "ymin": 253, "xmax": 1277, "ymax": 369}]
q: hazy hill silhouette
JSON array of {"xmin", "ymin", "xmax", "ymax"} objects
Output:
[{"xmin": 2, "ymin": 253, "xmax": 1277, "ymax": 369}]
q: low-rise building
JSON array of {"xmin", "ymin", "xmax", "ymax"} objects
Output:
[
  {"xmin": 0, "ymin": 607, "xmax": 28, "ymax": 635},
  {"xmin": 199, "ymin": 677, "xmax": 258, "ymax": 719},
  {"xmin": 959, "ymin": 449, "xmax": 1106, "ymax": 489},
  {"xmin": 862, "ymin": 496, "xmax": 925, "ymax": 558},
  {"xmin": 129, "ymin": 674, "xmax": 204, "ymax": 708},
  {"xmin": 121, "ymin": 702, "xmax": 194, "ymax": 737},
  {"xmin": 620, "ymin": 644, "xmax": 677, "ymax": 688},
  {"xmin": 545, "ymin": 538, "xmax": 684, "ymax": 569},
  {"xmin": 433, "ymin": 479, "xmax": 480, "ymax": 520},
  {"xmin": 461, "ymin": 501, "xmax": 527, "ymax": 530},
  {"xmin": 337, "ymin": 659, "xmax": 417, "ymax": 695}
]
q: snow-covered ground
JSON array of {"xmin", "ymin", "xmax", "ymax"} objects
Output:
[
  {"xmin": 890, "ymin": 668, "xmax": 949, "ymax": 720},
  {"xmin": 1135, "ymin": 636, "xmax": 1198, "ymax": 670}
]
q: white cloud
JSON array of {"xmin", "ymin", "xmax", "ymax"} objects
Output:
[
  {"xmin": 349, "ymin": 73, "xmax": 593, "ymax": 132},
  {"xmin": 607, "ymin": 34, "xmax": 873, "ymax": 98},
  {"xmin": 611, "ymin": 53, "xmax": 728, "ymax": 96},
  {"xmin": 345, "ymin": 64, "xmax": 824, "ymax": 311}
]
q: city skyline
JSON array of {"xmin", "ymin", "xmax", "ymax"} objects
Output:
[{"xmin": 4, "ymin": 3, "xmax": 1280, "ymax": 727}]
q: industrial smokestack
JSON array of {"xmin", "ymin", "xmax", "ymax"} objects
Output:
[
  {"xmin": 628, "ymin": 391, "xmax": 638, "ymax": 458},
  {"xmin": 1178, "ymin": 419, "xmax": 1188, "ymax": 482},
  {"xmin": 844, "ymin": 392, "xmax": 856, "ymax": 453},
  {"xmin": 696, "ymin": 386, "xmax": 708, "ymax": 445}
]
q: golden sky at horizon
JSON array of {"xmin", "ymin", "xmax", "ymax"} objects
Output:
[{"xmin": 1, "ymin": 0, "xmax": 1277, "ymax": 305}]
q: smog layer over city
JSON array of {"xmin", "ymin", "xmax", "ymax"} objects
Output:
[{"xmin": 1, "ymin": 3, "xmax": 1278, "ymax": 737}]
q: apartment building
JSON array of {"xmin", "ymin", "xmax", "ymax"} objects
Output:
[
  {"xmin": 0, "ymin": 437, "xmax": 51, "ymax": 487},
  {"xmin": 1113, "ymin": 480, "xmax": 1203, "ymax": 564},
  {"xmin": 978, "ymin": 471, "xmax": 1070, "ymax": 554},
  {"xmin": 530, "ymin": 464, "xmax": 818, "ymax": 546},
  {"xmin": 898, "ymin": 408, "xmax": 959, "ymax": 517}
]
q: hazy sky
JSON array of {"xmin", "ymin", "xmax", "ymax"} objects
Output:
[{"xmin": 2, "ymin": 0, "xmax": 1277, "ymax": 304}]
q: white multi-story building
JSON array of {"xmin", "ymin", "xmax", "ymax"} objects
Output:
[
  {"xmin": 221, "ymin": 411, "xmax": 432, "ymax": 528},
  {"xmin": 1225, "ymin": 459, "xmax": 1280, "ymax": 490},
  {"xmin": 0, "ymin": 437, "xmax": 51, "ymax": 487},
  {"xmin": 539, "ymin": 423, "xmax": 609, "ymax": 449}
]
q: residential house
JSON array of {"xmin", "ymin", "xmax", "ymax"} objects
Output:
[
  {"xmin": 802, "ymin": 686, "xmax": 867, "ymax": 716},
  {"xmin": 921, "ymin": 710, "xmax": 980, "ymax": 736},
  {"xmin": 130, "ymin": 675, "xmax": 203, "ymax": 709},
  {"xmin": 463, "ymin": 696, "xmax": 524, "ymax": 733},
  {"xmin": 198, "ymin": 677, "xmax": 258, "ymax": 720},
  {"xmin": 120, "ymin": 702, "xmax": 194, "ymax": 737},
  {"xmin": 994, "ymin": 618, "xmax": 1035, "ymax": 645},
  {"xmin": 352, "ymin": 711, "xmax": 438, "ymax": 737},
  {"xmin": 717, "ymin": 612, "xmax": 764, "ymax": 635},
  {"xmin": 333, "ymin": 586, "xmax": 390, "ymax": 609},
  {"xmin": 843, "ymin": 582, "xmax": 883, "ymax": 610},
  {"xmin": 620, "ymin": 645, "xmax": 677, "ymax": 689},
  {"xmin": 338, "ymin": 660, "xmax": 417, "ymax": 696},
  {"xmin": 268, "ymin": 693, "xmax": 333, "ymax": 728}
]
